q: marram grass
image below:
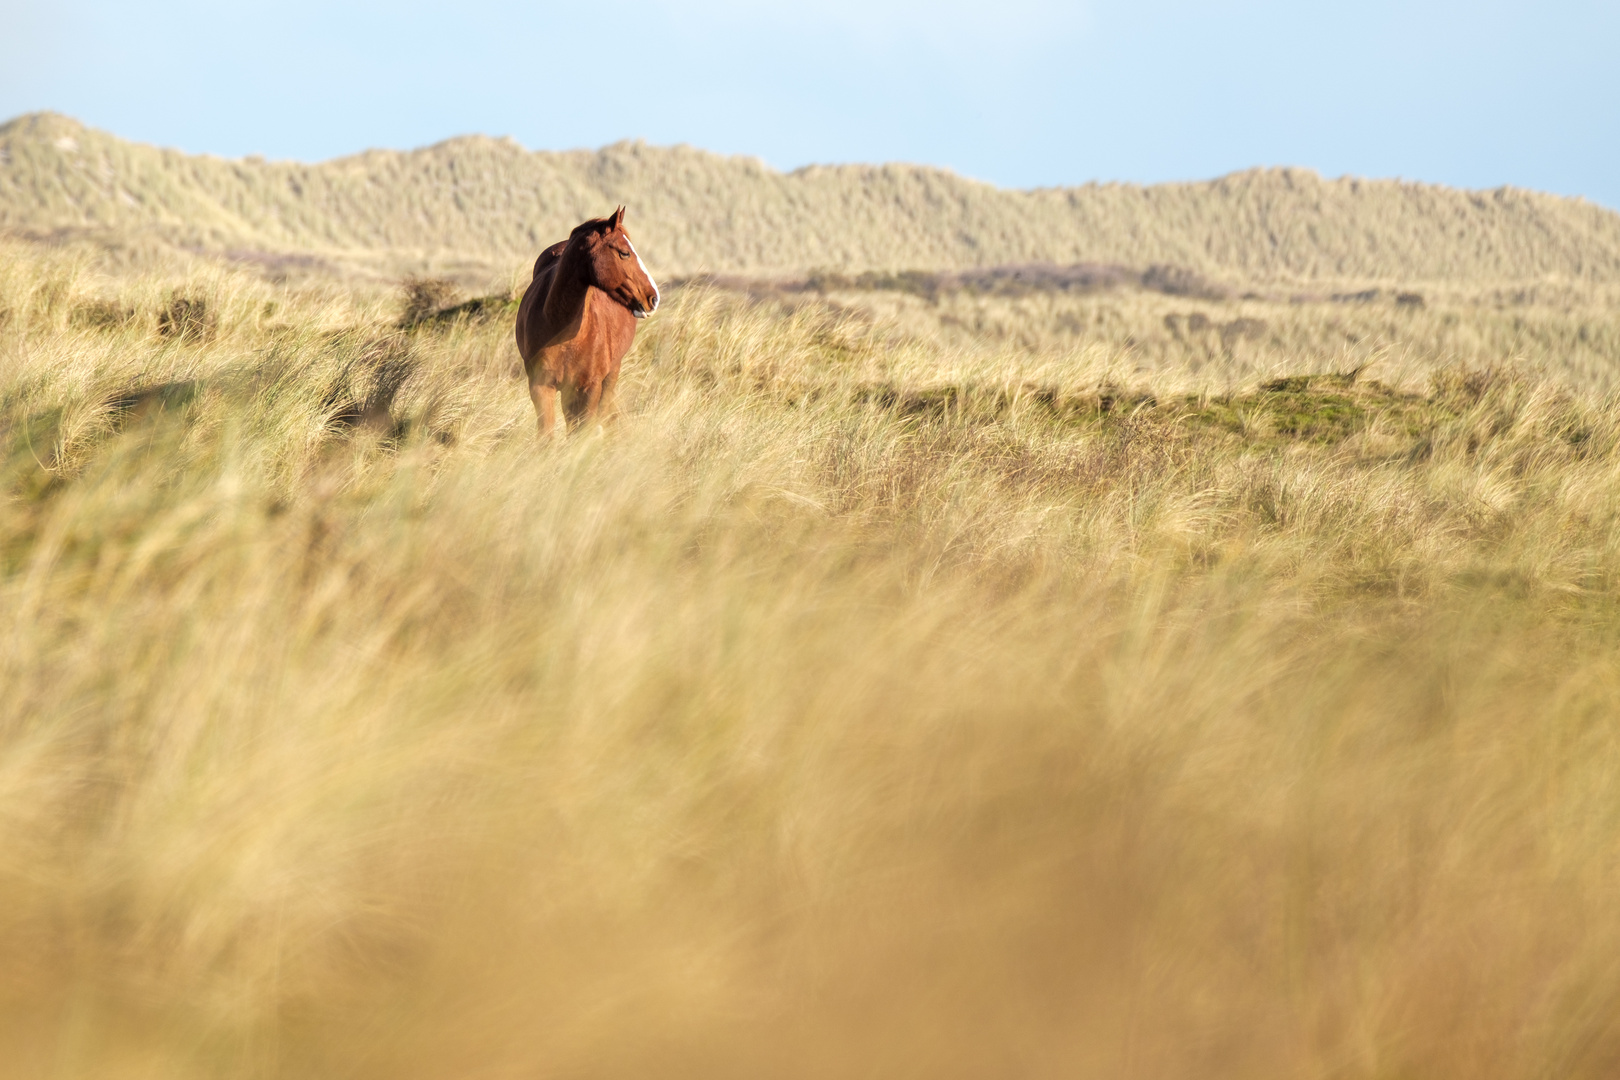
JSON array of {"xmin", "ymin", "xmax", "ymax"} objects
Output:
[
  {"xmin": 5, "ymin": 245, "xmax": 1620, "ymax": 1078},
  {"xmin": 6, "ymin": 110, "xmax": 1620, "ymax": 285}
]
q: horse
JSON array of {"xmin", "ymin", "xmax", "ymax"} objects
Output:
[{"xmin": 514, "ymin": 207, "xmax": 660, "ymax": 435}]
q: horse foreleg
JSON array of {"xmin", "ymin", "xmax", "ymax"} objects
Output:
[
  {"xmin": 530, "ymin": 382, "xmax": 559, "ymax": 437},
  {"xmin": 598, "ymin": 371, "xmax": 621, "ymax": 425},
  {"xmin": 559, "ymin": 384, "xmax": 586, "ymax": 432},
  {"xmin": 577, "ymin": 381, "xmax": 606, "ymax": 429}
]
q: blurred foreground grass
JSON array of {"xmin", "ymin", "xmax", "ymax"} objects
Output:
[{"xmin": 5, "ymin": 244, "xmax": 1620, "ymax": 1078}]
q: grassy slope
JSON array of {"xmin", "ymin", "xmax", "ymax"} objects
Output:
[
  {"xmin": 6, "ymin": 111, "xmax": 1620, "ymax": 283},
  {"xmin": 6, "ymin": 243, "xmax": 1620, "ymax": 1077},
  {"xmin": 826, "ymin": 278, "xmax": 1620, "ymax": 392}
]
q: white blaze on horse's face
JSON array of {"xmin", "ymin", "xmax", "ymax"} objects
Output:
[{"xmin": 626, "ymin": 235, "xmax": 659, "ymax": 318}]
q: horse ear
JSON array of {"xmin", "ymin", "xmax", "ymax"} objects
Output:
[{"xmin": 609, "ymin": 206, "xmax": 626, "ymax": 231}]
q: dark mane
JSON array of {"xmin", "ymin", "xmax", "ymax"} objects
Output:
[
  {"xmin": 569, "ymin": 215, "xmax": 614, "ymax": 238},
  {"xmin": 531, "ymin": 240, "xmax": 566, "ymax": 280},
  {"xmin": 532, "ymin": 214, "xmax": 615, "ymax": 280}
]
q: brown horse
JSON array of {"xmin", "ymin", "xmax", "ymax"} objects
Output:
[{"xmin": 515, "ymin": 207, "xmax": 660, "ymax": 435}]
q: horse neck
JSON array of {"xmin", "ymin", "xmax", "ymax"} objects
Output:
[{"xmin": 542, "ymin": 242, "xmax": 598, "ymax": 326}]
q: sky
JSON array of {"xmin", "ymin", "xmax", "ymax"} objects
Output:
[{"xmin": 2, "ymin": 0, "xmax": 1617, "ymax": 207}]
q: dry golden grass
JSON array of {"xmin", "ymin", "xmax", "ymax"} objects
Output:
[
  {"xmin": 6, "ymin": 239, "xmax": 1620, "ymax": 1078},
  {"xmin": 808, "ymin": 275, "xmax": 1620, "ymax": 392}
]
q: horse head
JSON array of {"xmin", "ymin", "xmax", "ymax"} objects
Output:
[{"xmin": 571, "ymin": 206, "xmax": 660, "ymax": 319}]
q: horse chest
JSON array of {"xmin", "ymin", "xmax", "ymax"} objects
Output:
[{"xmin": 533, "ymin": 293, "xmax": 634, "ymax": 387}]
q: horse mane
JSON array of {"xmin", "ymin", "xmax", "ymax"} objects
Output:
[
  {"xmin": 531, "ymin": 213, "xmax": 616, "ymax": 280},
  {"xmin": 531, "ymin": 240, "xmax": 567, "ymax": 281}
]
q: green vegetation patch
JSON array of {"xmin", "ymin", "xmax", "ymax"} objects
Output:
[
  {"xmin": 854, "ymin": 372, "xmax": 1455, "ymax": 449},
  {"xmin": 1175, "ymin": 375, "xmax": 1447, "ymax": 446},
  {"xmin": 399, "ymin": 276, "xmax": 520, "ymax": 329}
]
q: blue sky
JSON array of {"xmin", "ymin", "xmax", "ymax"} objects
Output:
[{"xmin": 3, "ymin": 0, "xmax": 1617, "ymax": 206}]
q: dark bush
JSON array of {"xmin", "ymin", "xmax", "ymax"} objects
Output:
[
  {"xmin": 1141, "ymin": 265, "xmax": 1228, "ymax": 300},
  {"xmin": 157, "ymin": 296, "xmax": 217, "ymax": 342},
  {"xmin": 400, "ymin": 277, "xmax": 463, "ymax": 328},
  {"xmin": 72, "ymin": 299, "xmax": 138, "ymax": 330},
  {"xmin": 417, "ymin": 292, "xmax": 521, "ymax": 327}
]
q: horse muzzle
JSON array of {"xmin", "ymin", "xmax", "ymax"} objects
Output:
[{"xmin": 619, "ymin": 287, "xmax": 657, "ymax": 319}]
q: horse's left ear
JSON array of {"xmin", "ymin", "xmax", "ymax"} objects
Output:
[{"xmin": 608, "ymin": 206, "xmax": 626, "ymax": 231}]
